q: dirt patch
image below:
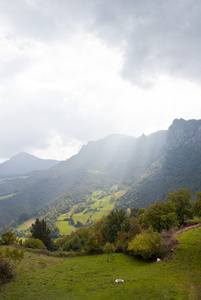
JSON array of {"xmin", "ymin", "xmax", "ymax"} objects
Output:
[{"xmin": 172, "ymin": 224, "xmax": 200, "ymax": 239}]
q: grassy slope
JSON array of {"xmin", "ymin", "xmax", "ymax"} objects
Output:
[
  {"xmin": 1, "ymin": 226, "xmax": 201, "ymax": 299},
  {"xmin": 56, "ymin": 188, "xmax": 126, "ymax": 235},
  {"xmin": 15, "ymin": 219, "xmax": 35, "ymax": 231}
]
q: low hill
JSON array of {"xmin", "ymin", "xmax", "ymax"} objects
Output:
[{"xmin": 0, "ymin": 152, "xmax": 61, "ymax": 175}]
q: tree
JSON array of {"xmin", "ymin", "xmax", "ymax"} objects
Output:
[
  {"xmin": 85, "ymin": 234, "xmax": 102, "ymax": 255},
  {"xmin": 167, "ymin": 188, "xmax": 192, "ymax": 225},
  {"xmin": 30, "ymin": 218, "xmax": 52, "ymax": 250},
  {"xmin": 193, "ymin": 190, "xmax": 201, "ymax": 217},
  {"xmin": 103, "ymin": 242, "xmax": 116, "ymax": 262},
  {"xmin": 63, "ymin": 234, "xmax": 83, "ymax": 252},
  {"xmin": 142, "ymin": 201, "xmax": 179, "ymax": 232},
  {"xmin": 1, "ymin": 231, "xmax": 17, "ymax": 245},
  {"xmin": 128, "ymin": 227, "xmax": 161, "ymax": 260},
  {"xmin": 23, "ymin": 238, "xmax": 45, "ymax": 249},
  {"xmin": 116, "ymin": 231, "xmax": 130, "ymax": 254},
  {"xmin": 102, "ymin": 208, "xmax": 129, "ymax": 243}
]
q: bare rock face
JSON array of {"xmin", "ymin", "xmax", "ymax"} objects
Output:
[{"xmin": 167, "ymin": 118, "xmax": 201, "ymax": 149}]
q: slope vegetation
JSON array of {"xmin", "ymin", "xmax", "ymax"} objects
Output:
[{"xmin": 1, "ymin": 227, "xmax": 201, "ymax": 299}]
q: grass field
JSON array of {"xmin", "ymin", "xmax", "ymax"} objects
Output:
[
  {"xmin": 56, "ymin": 188, "xmax": 127, "ymax": 235},
  {"xmin": 56, "ymin": 221, "xmax": 72, "ymax": 235},
  {"xmin": 1, "ymin": 226, "xmax": 201, "ymax": 299},
  {"xmin": 15, "ymin": 219, "xmax": 35, "ymax": 231}
]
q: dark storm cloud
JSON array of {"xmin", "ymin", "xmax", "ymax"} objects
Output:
[
  {"xmin": 90, "ymin": 0, "xmax": 201, "ymax": 86},
  {"xmin": 1, "ymin": 0, "xmax": 201, "ymax": 86},
  {"xmin": 1, "ymin": 0, "xmax": 201, "ymax": 160}
]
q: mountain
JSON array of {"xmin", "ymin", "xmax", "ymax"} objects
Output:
[
  {"xmin": 0, "ymin": 152, "xmax": 61, "ymax": 175},
  {"xmin": 117, "ymin": 118, "xmax": 201, "ymax": 208},
  {"xmin": 1, "ymin": 118, "xmax": 201, "ymax": 229}
]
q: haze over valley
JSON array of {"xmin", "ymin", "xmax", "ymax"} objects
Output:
[{"xmin": 0, "ymin": 118, "xmax": 201, "ymax": 238}]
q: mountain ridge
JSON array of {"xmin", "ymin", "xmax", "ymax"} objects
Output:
[
  {"xmin": 0, "ymin": 118, "xmax": 201, "ymax": 230},
  {"xmin": 0, "ymin": 152, "xmax": 61, "ymax": 175}
]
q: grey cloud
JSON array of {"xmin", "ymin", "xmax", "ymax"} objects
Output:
[
  {"xmin": 1, "ymin": 0, "xmax": 201, "ymax": 160},
  {"xmin": 91, "ymin": 0, "xmax": 201, "ymax": 86},
  {"xmin": 2, "ymin": 0, "xmax": 201, "ymax": 86}
]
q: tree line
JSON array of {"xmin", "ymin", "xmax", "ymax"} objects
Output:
[
  {"xmin": 55, "ymin": 188, "xmax": 201, "ymax": 259},
  {"xmin": 1, "ymin": 188, "xmax": 200, "ymax": 285},
  {"xmin": 1, "ymin": 188, "xmax": 201, "ymax": 262}
]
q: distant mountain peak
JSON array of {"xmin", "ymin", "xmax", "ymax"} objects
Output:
[
  {"xmin": 0, "ymin": 152, "xmax": 61, "ymax": 175},
  {"xmin": 167, "ymin": 118, "xmax": 201, "ymax": 148}
]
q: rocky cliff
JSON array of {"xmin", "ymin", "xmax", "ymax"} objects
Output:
[{"xmin": 167, "ymin": 118, "xmax": 201, "ymax": 149}]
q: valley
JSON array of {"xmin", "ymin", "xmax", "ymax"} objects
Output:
[
  {"xmin": 56, "ymin": 187, "xmax": 127, "ymax": 235},
  {"xmin": 1, "ymin": 118, "xmax": 201, "ymax": 239}
]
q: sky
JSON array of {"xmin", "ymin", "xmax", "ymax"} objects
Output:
[{"xmin": 1, "ymin": 0, "xmax": 201, "ymax": 162}]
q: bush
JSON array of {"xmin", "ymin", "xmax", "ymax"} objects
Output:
[
  {"xmin": 0, "ymin": 231, "xmax": 17, "ymax": 245},
  {"xmin": 0, "ymin": 258, "xmax": 15, "ymax": 284},
  {"xmin": 128, "ymin": 227, "xmax": 161, "ymax": 260},
  {"xmin": 0, "ymin": 247, "xmax": 25, "ymax": 285},
  {"xmin": 23, "ymin": 238, "xmax": 46, "ymax": 249}
]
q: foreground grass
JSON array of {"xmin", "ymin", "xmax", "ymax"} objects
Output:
[{"xmin": 1, "ymin": 227, "xmax": 201, "ymax": 299}]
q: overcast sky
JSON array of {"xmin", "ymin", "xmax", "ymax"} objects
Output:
[{"xmin": 1, "ymin": 0, "xmax": 201, "ymax": 162}]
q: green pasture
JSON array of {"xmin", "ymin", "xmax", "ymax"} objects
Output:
[
  {"xmin": 15, "ymin": 219, "xmax": 35, "ymax": 231},
  {"xmin": 56, "ymin": 221, "xmax": 72, "ymax": 235},
  {"xmin": 56, "ymin": 189, "xmax": 126, "ymax": 235},
  {"xmin": 1, "ymin": 227, "xmax": 201, "ymax": 299},
  {"xmin": 57, "ymin": 213, "xmax": 71, "ymax": 221}
]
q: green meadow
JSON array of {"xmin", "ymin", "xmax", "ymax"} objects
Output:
[
  {"xmin": 56, "ymin": 188, "xmax": 126, "ymax": 235},
  {"xmin": 15, "ymin": 219, "xmax": 36, "ymax": 232},
  {"xmin": 56, "ymin": 221, "xmax": 72, "ymax": 235},
  {"xmin": 1, "ymin": 227, "xmax": 201, "ymax": 299}
]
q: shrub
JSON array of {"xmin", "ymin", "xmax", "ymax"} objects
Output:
[
  {"xmin": 23, "ymin": 238, "xmax": 46, "ymax": 249},
  {"xmin": 0, "ymin": 258, "xmax": 15, "ymax": 284},
  {"xmin": 0, "ymin": 231, "xmax": 17, "ymax": 245},
  {"xmin": 128, "ymin": 227, "xmax": 161, "ymax": 260},
  {"xmin": 0, "ymin": 247, "xmax": 25, "ymax": 285}
]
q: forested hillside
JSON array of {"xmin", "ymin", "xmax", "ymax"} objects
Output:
[{"xmin": 0, "ymin": 118, "xmax": 201, "ymax": 234}]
